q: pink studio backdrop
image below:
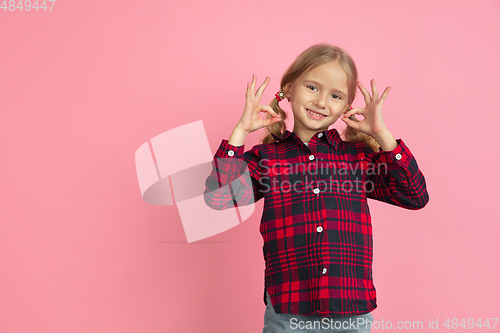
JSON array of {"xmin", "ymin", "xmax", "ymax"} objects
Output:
[{"xmin": 1, "ymin": 1, "xmax": 499, "ymax": 332}]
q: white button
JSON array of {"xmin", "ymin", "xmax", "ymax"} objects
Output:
[
  {"xmin": 228, "ymin": 150, "xmax": 234, "ymax": 156},
  {"xmin": 395, "ymin": 153, "xmax": 402, "ymax": 160},
  {"xmin": 316, "ymin": 226, "xmax": 323, "ymax": 232},
  {"xmin": 322, "ymin": 268, "xmax": 327, "ymax": 274},
  {"xmin": 309, "ymin": 155, "xmax": 315, "ymax": 160},
  {"xmin": 318, "ymin": 133, "xmax": 323, "ymax": 138},
  {"xmin": 313, "ymin": 188, "xmax": 320, "ymax": 194}
]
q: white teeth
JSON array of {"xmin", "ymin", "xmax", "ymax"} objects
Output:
[{"xmin": 308, "ymin": 109, "xmax": 325, "ymax": 117}]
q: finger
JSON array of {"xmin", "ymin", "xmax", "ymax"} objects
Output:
[
  {"xmin": 246, "ymin": 81, "xmax": 251, "ymax": 101},
  {"xmin": 371, "ymin": 79, "xmax": 378, "ymax": 101},
  {"xmin": 341, "ymin": 116, "xmax": 360, "ymax": 130},
  {"xmin": 343, "ymin": 107, "xmax": 364, "ymax": 118},
  {"xmin": 251, "ymin": 75, "xmax": 257, "ymax": 96},
  {"xmin": 262, "ymin": 105, "xmax": 281, "ymax": 118},
  {"xmin": 255, "ymin": 76, "xmax": 270, "ymax": 101},
  {"xmin": 357, "ymin": 81, "xmax": 371, "ymax": 104},
  {"xmin": 378, "ymin": 86, "xmax": 391, "ymax": 105},
  {"xmin": 263, "ymin": 117, "xmax": 282, "ymax": 127}
]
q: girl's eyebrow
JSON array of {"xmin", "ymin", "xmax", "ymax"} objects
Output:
[{"xmin": 303, "ymin": 80, "xmax": 347, "ymax": 96}]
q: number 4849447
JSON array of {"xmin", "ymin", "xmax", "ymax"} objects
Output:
[
  {"xmin": 443, "ymin": 318, "xmax": 498, "ymax": 330},
  {"xmin": 1, "ymin": 0, "xmax": 56, "ymax": 11}
]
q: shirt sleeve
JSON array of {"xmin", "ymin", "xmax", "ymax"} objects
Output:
[
  {"xmin": 363, "ymin": 139, "xmax": 429, "ymax": 210},
  {"xmin": 203, "ymin": 139, "xmax": 265, "ymax": 210}
]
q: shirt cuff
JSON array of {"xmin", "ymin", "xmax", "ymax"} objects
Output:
[
  {"xmin": 215, "ymin": 139, "xmax": 245, "ymax": 159},
  {"xmin": 211, "ymin": 139, "xmax": 248, "ymax": 185},
  {"xmin": 376, "ymin": 139, "xmax": 416, "ymax": 174}
]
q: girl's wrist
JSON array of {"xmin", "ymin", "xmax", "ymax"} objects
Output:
[
  {"xmin": 373, "ymin": 129, "xmax": 397, "ymax": 151},
  {"xmin": 228, "ymin": 126, "xmax": 249, "ymax": 147}
]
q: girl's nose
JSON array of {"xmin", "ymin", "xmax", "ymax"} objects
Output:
[{"xmin": 314, "ymin": 94, "xmax": 327, "ymax": 108}]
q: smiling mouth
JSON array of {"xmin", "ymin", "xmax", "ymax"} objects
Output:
[{"xmin": 306, "ymin": 109, "xmax": 327, "ymax": 117}]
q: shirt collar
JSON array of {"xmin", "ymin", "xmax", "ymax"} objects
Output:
[{"xmin": 271, "ymin": 128, "xmax": 341, "ymax": 150}]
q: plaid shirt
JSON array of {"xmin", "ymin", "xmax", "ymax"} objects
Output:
[{"xmin": 204, "ymin": 128, "xmax": 429, "ymax": 317}]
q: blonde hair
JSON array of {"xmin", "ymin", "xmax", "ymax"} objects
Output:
[{"xmin": 260, "ymin": 43, "xmax": 380, "ymax": 152}]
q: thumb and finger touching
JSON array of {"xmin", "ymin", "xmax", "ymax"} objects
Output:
[
  {"xmin": 245, "ymin": 75, "xmax": 283, "ymax": 131},
  {"xmin": 342, "ymin": 80, "xmax": 392, "ymax": 134}
]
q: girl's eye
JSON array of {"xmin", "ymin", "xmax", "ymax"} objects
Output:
[
  {"xmin": 307, "ymin": 86, "xmax": 317, "ymax": 91},
  {"xmin": 331, "ymin": 94, "xmax": 341, "ymax": 100}
]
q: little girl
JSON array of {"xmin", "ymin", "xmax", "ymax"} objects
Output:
[{"xmin": 204, "ymin": 44, "xmax": 429, "ymax": 333}]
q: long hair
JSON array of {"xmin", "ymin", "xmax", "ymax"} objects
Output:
[{"xmin": 260, "ymin": 44, "xmax": 380, "ymax": 152}]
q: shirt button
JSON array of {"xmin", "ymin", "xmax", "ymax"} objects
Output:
[
  {"xmin": 318, "ymin": 133, "xmax": 323, "ymax": 138},
  {"xmin": 228, "ymin": 150, "xmax": 234, "ymax": 156},
  {"xmin": 309, "ymin": 155, "xmax": 315, "ymax": 160},
  {"xmin": 316, "ymin": 226, "xmax": 323, "ymax": 232},
  {"xmin": 313, "ymin": 188, "xmax": 320, "ymax": 194},
  {"xmin": 322, "ymin": 268, "xmax": 327, "ymax": 274},
  {"xmin": 395, "ymin": 153, "xmax": 402, "ymax": 160}
]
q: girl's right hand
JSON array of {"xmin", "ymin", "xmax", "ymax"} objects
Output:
[{"xmin": 236, "ymin": 75, "xmax": 282, "ymax": 133}]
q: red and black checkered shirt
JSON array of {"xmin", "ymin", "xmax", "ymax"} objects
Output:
[{"xmin": 204, "ymin": 128, "xmax": 429, "ymax": 317}]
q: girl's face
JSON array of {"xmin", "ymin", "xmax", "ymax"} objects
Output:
[{"xmin": 285, "ymin": 60, "xmax": 350, "ymax": 143}]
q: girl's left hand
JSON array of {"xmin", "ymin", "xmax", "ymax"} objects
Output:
[{"xmin": 341, "ymin": 80, "xmax": 391, "ymax": 137}]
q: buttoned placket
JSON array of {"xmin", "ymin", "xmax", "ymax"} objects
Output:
[{"xmin": 307, "ymin": 134, "xmax": 330, "ymax": 308}]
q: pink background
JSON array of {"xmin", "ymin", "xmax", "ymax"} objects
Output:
[{"xmin": 1, "ymin": 0, "xmax": 499, "ymax": 332}]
